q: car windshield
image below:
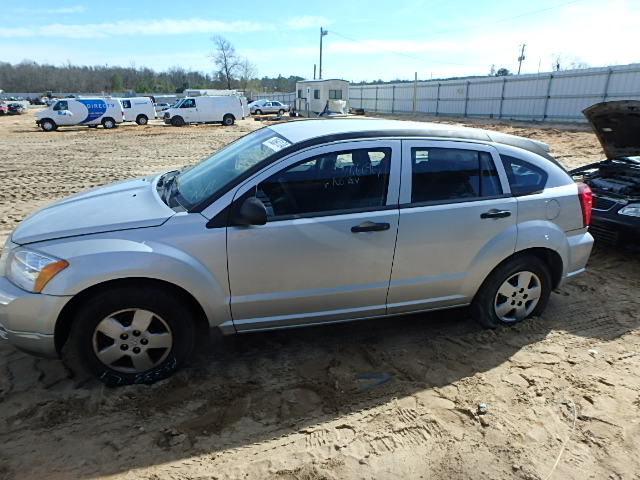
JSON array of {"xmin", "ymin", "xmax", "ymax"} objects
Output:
[{"xmin": 175, "ymin": 127, "xmax": 292, "ymax": 210}]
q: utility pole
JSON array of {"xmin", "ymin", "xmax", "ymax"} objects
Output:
[
  {"xmin": 517, "ymin": 44, "xmax": 526, "ymax": 75},
  {"xmin": 313, "ymin": 64, "xmax": 317, "ymax": 80},
  {"xmin": 319, "ymin": 27, "xmax": 328, "ymax": 79}
]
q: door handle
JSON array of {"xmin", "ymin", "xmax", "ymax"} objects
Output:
[
  {"xmin": 351, "ymin": 221, "xmax": 390, "ymax": 233},
  {"xmin": 481, "ymin": 209, "xmax": 511, "ymax": 219}
]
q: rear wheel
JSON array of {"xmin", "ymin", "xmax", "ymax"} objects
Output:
[
  {"xmin": 102, "ymin": 117, "xmax": 116, "ymax": 129},
  {"xmin": 40, "ymin": 118, "xmax": 57, "ymax": 132},
  {"xmin": 171, "ymin": 116, "xmax": 185, "ymax": 127},
  {"xmin": 470, "ymin": 255, "xmax": 552, "ymax": 329},
  {"xmin": 68, "ymin": 285, "xmax": 196, "ymax": 386},
  {"xmin": 222, "ymin": 114, "xmax": 235, "ymax": 126},
  {"xmin": 136, "ymin": 114, "xmax": 148, "ymax": 125}
]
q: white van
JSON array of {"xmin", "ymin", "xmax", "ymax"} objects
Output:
[
  {"xmin": 36, "ymin": 98, "xmax": 124, "ymax": 131},
  {"xmin": 120, "ymin": 97, "xmax": 156, "ymax": 125},
  {"xmin": 163, "ymin": 96, "xmax": 244, "ymax": 127}
]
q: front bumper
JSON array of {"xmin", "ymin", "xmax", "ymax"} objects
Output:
[
  {"xmin": 590, "ymin": 205, "xmax": 640, "ymax": 245},
  {"xmin": 0, "ymin": 275, "xmax": 71, "ymax": 358}
]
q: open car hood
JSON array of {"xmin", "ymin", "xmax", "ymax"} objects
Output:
[{"xmin": 583, "ymin": 101, "xmax": 640, "ymax": 160}]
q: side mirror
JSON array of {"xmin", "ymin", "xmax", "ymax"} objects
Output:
[{"xmin": 236, "ymin": 197, "xmax": 267, "ymax": 226}]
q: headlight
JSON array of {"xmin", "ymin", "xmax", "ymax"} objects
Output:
[
  {"xmin": 619, "ymin": 203, "xmax": 640, "ymax": 217},
  {"xmin": 7, "ymin": 249, "xmax": 69, "ymax": 293}
]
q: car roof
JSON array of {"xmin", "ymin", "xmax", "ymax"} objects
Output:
[{"xmin": 269, "ymin": 118, "xmax": 553, "ymax": 159}]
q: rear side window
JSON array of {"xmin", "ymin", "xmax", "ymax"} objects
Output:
[
  {"xmin": 121, "ymin": 100, "xmax": 131, "ymax": 108},
  {"xmin": 500, "ymin": 155, "xmax": 548, "ymax": 196},
  {"xmin": 411, "ymin": 147, "xmax": 502, "ymax": 203}
]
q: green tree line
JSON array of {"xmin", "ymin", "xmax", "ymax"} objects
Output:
[{"xmin": 0, "ymin": 60, "xmax": 303, "ymax": 94}]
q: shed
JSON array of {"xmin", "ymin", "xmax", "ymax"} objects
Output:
[{"xmin": 295, "ymin": 79, "xmax": 349, "ymax": 116}]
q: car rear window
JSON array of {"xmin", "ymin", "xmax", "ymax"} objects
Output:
[{"xmin": 500, "ymin": 155, "xmax": 548, "ymax": 196}]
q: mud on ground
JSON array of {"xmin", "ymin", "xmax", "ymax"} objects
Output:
[{"xmin": 0, "ymin": 112, "xmax": 639, "ymax": 480}]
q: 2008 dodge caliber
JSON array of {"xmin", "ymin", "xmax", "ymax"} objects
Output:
[{"xmin": 0, "ymin": 119, "xmax": 594, "ymax": 386}]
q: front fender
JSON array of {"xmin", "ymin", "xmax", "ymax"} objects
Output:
[{"xmin": 37, "ymin": 237, "xmax": 231, "ymax": 329}]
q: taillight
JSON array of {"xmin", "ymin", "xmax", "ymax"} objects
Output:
[{"xmin": 577, "ymin": 182, "xmax": 593, "ymax": 227}]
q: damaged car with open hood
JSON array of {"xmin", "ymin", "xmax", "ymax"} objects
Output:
[{"xmin": 571, "ymin": 101, "xmax": 640, "ymax": 245}]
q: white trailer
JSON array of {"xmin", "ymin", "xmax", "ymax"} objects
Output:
[{"xmin": 295, "ymin": 79, "xmax": 349, "ymax": 116}]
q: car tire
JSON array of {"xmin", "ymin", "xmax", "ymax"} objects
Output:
[
  {"xmin": 254, "ymin": 109, "xmax": 262, "ymax": 115},
  {"xmin": 136, "ymin": 115, "xmax": 148, "ymax": 125},
  {"xmin": 222, "ymin": 114, "xmax": 235, "ymax": 126},
  {"xmin": 68, "ymin": 285, "xmax": 196, "ymax": 387},
  {"xmin": 278, "ymin": 109, "xmax": 284, "ymax": 116},
  {"xmin": 40, "ymin": 118, "xmax": 57, "ymax": 132},
  {"xmin": 171, "ymin": 116, "xmax": 185, "ymax": 127},
  {"xmin": 470, "ymin": 254, "xmax": 552, "ymax": 329},
  {"xmin": 102, "ymin": 117, "xmax": 116, "ymax": 129}
]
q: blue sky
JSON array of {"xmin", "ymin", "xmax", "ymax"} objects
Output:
[{"xmin": 1, "ymin": 0, "xmax": 639, "ymax": 82}]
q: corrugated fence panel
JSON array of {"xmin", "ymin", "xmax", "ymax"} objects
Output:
[{"xmin": 347, "ymin": 63, "xmax": 640, "ymax": 123}]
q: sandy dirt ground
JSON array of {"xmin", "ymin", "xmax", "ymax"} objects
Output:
[{"xmin": 0, "ymin": 111, "xmax": 639, "ymax": 480}]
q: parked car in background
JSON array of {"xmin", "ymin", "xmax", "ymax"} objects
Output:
[
  {"xmin": 163, "ymin": 96, "xmax": 244, "ymax": 126},
  {"xmin": 249, "ymin": 99, "xmax": 290, "ymax": 115},
  {"xmin": 570, "ymin": 100, "xmax": 640, "ymax": 245},
  {"xmin": 154, "ymin": 102, "xmax": 171, "ymax": 114},
  {"xmin": 120, "ymin": 97, "xmax": 156, "ymax": 125},
  {"xmin": 7, "ymin": 103, "xmax": 27, "ymax": 115},
  {"xmin": 36, "ymin": 97, "xmax": 125, "ymax": 131},
  {"xmin": 0, "ymin": 102, "xmax": 7, "ymax": 115},
  {"xmin": 0, "ymin": 119, "xmax": 593, "ymax": 386}
]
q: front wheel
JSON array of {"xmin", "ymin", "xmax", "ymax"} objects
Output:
[
  {"xmin": 171, "ymin": 116, "xmax": 185, "ymax": 127},
  {"xmin": 68, "ymin": 285, "xmax": 196, "ymax": 386},
  {"xmin": 222, "ymin": 114, "xmax": 235, "ymax": 126},
  {"xmin": 470, "ymin": 255, "xmax": 552, "ymax": 329},
  {"xmin": 40, "ymin": 119, "xmax": 57, "ymax": 132},
  {"xmin": 254, "ymin": 109, "xmax": 262, "ymax": 115},
  {"xmin": 278, "ymin": 109, "xmax": 284, "ymax": 116}
]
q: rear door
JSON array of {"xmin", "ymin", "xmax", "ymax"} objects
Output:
[
  {"xmin": 387, "ymin": 140, "xmax": 517, "ymax": 313},
  {"xmin": 227, "ymin": 140, "xmax": 401, "ymax": 330}
]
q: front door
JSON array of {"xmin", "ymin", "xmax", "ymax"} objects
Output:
[
  {"xmin": 178, "ymin": 98, "xmax": 198, "ymax": 122},
  {"xmin": 227, "ymin": 140, "xmax": 401, "ymax": 331},
  {"xmin": 52, "ymin": 100, "xmax": 74, "ymax": 125},
  {"xmin": 387, "ymin": 140, "xmax": 517, "ymax": 313}
]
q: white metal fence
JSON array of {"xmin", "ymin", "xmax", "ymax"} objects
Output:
[
  {"xmin": 251, "ymin": 92, "xmax": 296, "ymax": 104},
  {"xmin": 349, "ymin": 63, "xmax": 640, "ymax": 123}
]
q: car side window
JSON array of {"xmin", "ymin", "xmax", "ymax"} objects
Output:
[
  {"xmin": 411, "ymin": 147, "xmax": 502, "ymax": 203},
  {"xmin": 181, "ymin": 99, "xmax": 195, "ymax": 108},
  {"xmin": 257, "ymin": 147, "xmax": 392, "ymax": 218},
  {"xmin": 53, "ymin": 101, "xmax": 68, "ymax": 111},
  {"xmin": 500, "ymin": 155, "xmax": 548, "ymax": 196},
  {"xmin": 122, "ymin": 100, "xmax": 131, "ymax": 108}
]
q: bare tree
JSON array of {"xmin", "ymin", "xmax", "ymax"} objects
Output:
[
  {"xmin": 238, "ymin": 57, "xmax": 257, "ymax": 92},
  {"xmin": 210, "ymin": 35, "xmax": 239, "ymax": 90}
]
